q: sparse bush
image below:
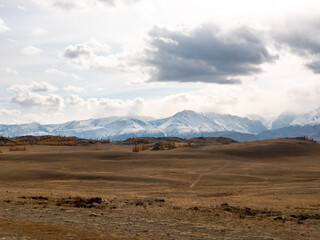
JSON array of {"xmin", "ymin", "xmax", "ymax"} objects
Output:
[
  {"xmin": 141, "ymin": 145, "xmax": 149, "ymax": 151},
  {"xmin": 167, "ymin": 142, "xmax": 175, "ymax": 149},
  {"xmin": 159, "ymin": 142, "xmax": 165, "ymax": 150},
  {"xmin": 9, "ymin": 147, "xmax": 26, "ymax": 151},
  {"xmin": 132, "ymin": 145, "xmax": 140, "ymax": 152},
  {"xmin": 100, "ymin": 139, "xmax": 111, "ymax": 144},
  {"xmin": 91, "ymin": 147, "xmax": 102, "ymax": 151},
  {"xmin": 56, "ymin": 196, "xmax": 103, "ymax": 208},
  {"xmin": 89, "ymin": 139, "xmax": 98, "ymax": 144}
]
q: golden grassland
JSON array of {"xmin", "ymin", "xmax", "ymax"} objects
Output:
[{"xmin": 0, "ymin": 138, "xmax": 319, "ymax": 239}]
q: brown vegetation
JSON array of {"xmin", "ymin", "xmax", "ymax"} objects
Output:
[
  {"xmin": 0, "ymin": 138, "xmax": 319, "ymax": 239},
  {"xmin": 132, "ymin": 145, "xmax": 140, "ymax": 152},
  {"xmin": 0, "ymin": 135, "xmax": 111, "ymax": 146},
  {"xmin": 9, "ymin": 146, "xmax": 26, "ymax": 151},
  {"xmin": 140, "ymin": 145, "xmax": 149, "ymax": 151},
  {"xmin": 167, "ymin": 142, "xmax": 175, "ymax": 149}
]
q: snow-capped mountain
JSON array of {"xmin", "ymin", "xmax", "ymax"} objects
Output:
[
  {"xmin": 290, "ymin": 107, "xmax": 320, "ymax": 126},
  {"xmin": 271, "ymin": 111, "xmax": 297, "ymax": 129},
  {"xmin": 0, "ymin": 110, "xmax": 267, "ymax": 140},
  {"xmin": 1, "ymin": 109, "xmax": 320, "ymax": 141}
]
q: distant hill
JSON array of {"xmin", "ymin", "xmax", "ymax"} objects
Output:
[{"xmin": 0, "ymin": 108, "xmax": 320, "ymax": 142}]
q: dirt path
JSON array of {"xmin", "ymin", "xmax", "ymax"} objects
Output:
[{"xmin": 189, "ymin": 161, "xmax": 230, "ymax": 188}]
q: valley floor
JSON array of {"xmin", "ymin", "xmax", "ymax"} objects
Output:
[{"xmin": 0, "ymin": 138, "xmax": 320, "ymax": 239}]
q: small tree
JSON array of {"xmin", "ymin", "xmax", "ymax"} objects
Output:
[
  {"xmin": 141, "ymin": 145, "xmax": 149, "ymax": 151},
  {"xmin": 132, "ymin": 145, "xmax": 140, "ymax": 152},
  {"xmin": 159, "ymin": 142, "xmax": 165, "ymax": 150},
  {"xmin": 167, "ymin": 142, "xmax": 175, "ymax": 149}
]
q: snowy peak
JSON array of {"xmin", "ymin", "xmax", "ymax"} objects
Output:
[
  {"xmin": 291, "ymin": 107, "xmax": 320, "ymax": 126},
  {"xmin": 1, "ymin": 108, "xmax": 320, "ymax": 140},
  {"xmin": 271, "ymin": 111, "xmax": 297, "ymax": 129},
  {"xmin": 0, "ymin": 110, "xmax": 268, "ymax": 139}
]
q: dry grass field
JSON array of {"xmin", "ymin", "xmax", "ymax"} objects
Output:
[{"xmin": 0, "ymin": 138, "xmax": 320, "ymax": 239}]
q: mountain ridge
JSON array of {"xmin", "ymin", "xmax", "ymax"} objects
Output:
[{"xmin": 1, "ymin": 108, "xmax": 320, "ymax": 142}]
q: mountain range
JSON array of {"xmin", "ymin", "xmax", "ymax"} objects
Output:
[{"xmin": 1, "ymin": 108, "xmax": 320, "ymax": 142}]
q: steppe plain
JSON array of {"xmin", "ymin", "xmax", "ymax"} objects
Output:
[{"xmin": 0, "ymin": 137, "xmax": 320, "ymax": 239}]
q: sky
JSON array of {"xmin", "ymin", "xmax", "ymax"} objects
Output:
[{"xmin": 1, "ymin": 0, "xmax": 320, "ymax": 124}]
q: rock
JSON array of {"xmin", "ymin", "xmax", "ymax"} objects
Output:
[{"xmin": 89, "ymin": 213, "xmax": 98, "ymax": 217}]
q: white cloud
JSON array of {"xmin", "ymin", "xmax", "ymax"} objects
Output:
[
  {"xmin": 62, "ymin": 91, "xmax": 238, "ymax": 120},
  {"xmin": 8, "ymin": 81, "xmax": 62, "ymax": 109},
  {"xmin": 32, "ymin": 0, "xmax": 141, "ymax": 9},
  {"xmin": 63, "ymin": 85, "xmax": 86, "ymax": 93},
  {"xmin": 0, "ymin": 109, "xmax": 21, "ymax": 124},
  {"xmin": 66, "ymin": 94, "xmax": 87, "ymax": 106},
  {"xmin": 62, "ymin": 39, "xmax": 124, "ymax": 72},
  {"xmin": 64, "ymin": 95, "xmax": 145, "ymax": 117},
  {"xmin": 9, "ymin": 81, "xmax": 58, "ymax": 93},
  {"xmin": 17, "ymin": 5, "xmax": 27, "ymax": 11},
  {"xmin": 5, "ymin": 67, "xmax": 18, "ymax": 75},
  {"xmin": 31, "ymin": 28, "xmax": 47, "ymax": 36},
  {"xmin": 0, "ymin": 18, "xmax": 9, "ymax": 33},
  {"xmin": 0, "ymin": 109, "xmax": 21, "ymax": 116},
  {"xmin": 21, "ymin": 45, "xmax": 42, "ymax": 55},
  {"xmin": 11, "ymin": 92, "xmax": 63, "ymax": 109},
  {"xmin": 30, "ymin": 82, "xmax": 58, "ymax": 92},
  {"xmin": 45, "ymin": 68, "xmax": 65, "ymax": 75},
  {"xmin": 45, "ymin": 68, "xmax": 84, "ymax": 80}
]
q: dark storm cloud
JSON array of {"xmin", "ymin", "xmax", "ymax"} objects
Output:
[
  {"xmin": 142, "ymin": 25, "xmax": 277, "ymax": 84},
  {"xmin": 275, "ymin": 20, "xmax": 320, "ymax": 74},
  {"xmin": 306, "ymin": 61, "xmax": 320, "ymax": 74}
]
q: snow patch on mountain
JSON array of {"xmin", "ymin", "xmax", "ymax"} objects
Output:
[
  {"xmin": 271, "ymin": 111, "xmax": 297, "ymax": 129},
  {"xmin": 291, "ymin": 107, "xmax": 320, "ymax": 126}
]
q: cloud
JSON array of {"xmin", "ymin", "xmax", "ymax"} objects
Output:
[
  {"xmin": 9, "ymin": 81, "xmax": 58, "ymax": 93},
  {"xmin": 62, "ymin": 39, "xmax": 123, "ymax": 72},
  {"xmin": 9, "ymin": 82, "xmax": 62, "ymax": 109},
  {"xmin": 17, "ymin": 5, "xmax": 27, "ymax": 11},
  {"xmin": 11, "ymin": 92, "xmax": 64, "ymax": 109},
  {"xmin": 0, "ymin": 109, "xmax": 21, "ymax": 124},
  {"xmin": 30, "ymin": 82, "xmax": 58, "ymax": 92},
  {"xmin": 65, "ymin": 95, "xmax": 145, "ymax": 117},
  {"xmin": 31, "ymin": 28, "xmax": 47, "ymax": 36},
  {"xmin": 62, "ymin": 91, "xmax": 240, "ymax": 120},
  {"xmin": 45, "ymin": 68, "xmax": 84, "ymax": 80},
  {"xmin": 0, "ymin": 18, "xmax": 9, "ymax": 33},
  {"xmin": 63, "ymin": 85, "xmax": 86, "ymax": 93},
  {"xmin": 66, "ymin": 95, "xmax": 87, "ymax": 106},
  {"xmin": 0, "ymin": 109, "xmax": 21, "ymax": 116},
  {"xmin": 6, "ymin": 67, "xmax": 18, "ymax": 75},
  {"xmin": 45, "ymin": 68, "xmax": 65, "ymax": 75},
  {"xmin": 34, "ymin": 0, "xmax": 141, "ymax": 10},
  {"xmin": 139, "ymin": 24, "xmax": 277, "ymax": 84},
  {"xmin": 21, "ymin": 45, "xmax": 42, "ymax": 55},
  {"xmin": 275, "ymin": 19, "xmax": 320, "ymax": 74}
]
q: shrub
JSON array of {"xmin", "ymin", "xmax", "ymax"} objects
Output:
[
  {"xmin": 132, "ymin": 145, "xmax": 140, "ymax": 152},
  {"xmin": 91, "ymin": 147, "xmax": 102, "ymax": 151},
  {"xmin": 9, "ymin": 147, "xmax": 26, "ymax": 151},
  {"xmin": 100, "ymin": 139, "xmax": 111, "ymax": 144},
  {"xmin": 167, "ymin": 142, "xmax": 175, "ymax": 149},
  {"xmin": 159, "ymin": 142, "xmax": 165, "ymax": 150},
  {"xmin": 141, "ymin": 145, "xmax": 149, "ymax": 151}
]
